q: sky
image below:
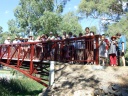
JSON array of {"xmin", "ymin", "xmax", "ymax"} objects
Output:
[
  {"xmin": 0, "ymin": 0, "xmax": 19, "ymax": 32},
  {"xmin": 0, "ymin": 0, "xmax": 100, "ymax": 33}
]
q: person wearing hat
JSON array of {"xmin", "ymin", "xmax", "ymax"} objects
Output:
[
  {"xmin": 28, "ymin": 35, "xmax": 34, "ymax": 42},
  {"xmin": 47, "ymin": 32, "xmax": 55, "ymax": 41},
  {"xmin": 4, "ymin": 37, "xmax": 11, "ymax": 44},
  {"xmin": 13, "ymin": 36, "xmax": 19, "ymax": 44},
  {"xmin": 108, "ymin": 36, "xmax": 117, "ymax": 66},
  {"xmin": 3, "ymin": 37, "xmax": 11, "ymax": 57}
]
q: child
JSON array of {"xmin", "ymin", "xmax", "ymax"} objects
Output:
[
  {"xmin": 108, "ymin": 36, "xmax": 117, "ymax": 66},
  {"xmin": 99, "ymin": 35, "xmax": 107, "ymax": 66}
]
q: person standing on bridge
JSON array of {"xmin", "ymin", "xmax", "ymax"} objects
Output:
[
  {"xmin": 4, "ymin": 37, "xmax": 11, "ymax": 57},
  {"xmin": 47, "ymin": 32, "xmax": 55, "ymax": 41},
  {"xmin": 84, "ymin": 27, "xmax": 94, "ymax": 64},
  {"xmin": 108, "ymin": 36, "xmax": 117, "ymax": 66},
  {"xmin": 116, "ymin": 33, "xmax": 126, "ymax": 66},
  {"xmin": 12, "ymin": 36, "xmax": 19, "ymax": 58},
  {"xmin": 4, "ymin": 37, "xmax": 11, "ymax": 44}
]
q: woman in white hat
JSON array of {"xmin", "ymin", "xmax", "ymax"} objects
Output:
[{"xmin": 4, "ymin": 37, "xmax": 11, "ymax": 44}]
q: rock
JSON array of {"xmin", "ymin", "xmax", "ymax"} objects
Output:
[
  {"xmin": 107, "ymin": 84, "xmax": 116, "ymax": 94},
  {"xmin": 121, "ymin": 90, "xmax": 128, "ymax": 96},
  {"xmin": 73, "ymin": 89, "xmax": 94, "ymax": 96},
  {"xmin": 91, "ymin": 65, "xmax": 105, "ymax": 70},
  {"xmin": 111, "ymin": 84, "xmax": 121, "ymax": 91},
  {"xmin": 99, "ymin": 84, "xmax": 109, "ymax": 93}
]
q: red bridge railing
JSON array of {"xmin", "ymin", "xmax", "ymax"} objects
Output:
[
  {"xmin": 0, "ymin": 35, "xmax": 100, "ymax": 86},
  {"xmin": 42, "ymin": 35, "xmax": 100, "ymax": 64}
]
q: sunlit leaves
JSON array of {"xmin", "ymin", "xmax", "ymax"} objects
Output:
[
  {"xmin": 78, "ymin": 0, "xmax": 124, "ymax": 17},
  {"xmin": 59, "ymin": 12, "xmax": 82, "ymax": 35},
  {"xmin": 39, "ymin": 11, "xmax": 62, "ymax": 34},
  {"xmin": 107, "ymin": 14, "xmax": 128, "ymax": 37},
  {"xmin": 14, "ymin": 0, "xmax": 54, "ymax": 34},
  {"xmin": 0, "ymin": 26, "xmax": 3, "ymax": 33}
]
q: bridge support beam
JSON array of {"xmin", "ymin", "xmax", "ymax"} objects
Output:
[{"xmin": 49, "ymin": 61, "xmax": 55, "ymax": 86}]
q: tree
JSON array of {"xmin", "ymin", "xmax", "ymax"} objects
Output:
[
  {"xmin": 0, "ymin": 32, "xmax": 12, "ymax": 44},
  {"xmin": 8, "ymin": 19, "xmax": 19, "ymax": 34},
  {"xmin": 59, "ymin": 12, "xmax": 83, "ymax": 35},
  {"xmin": 55, "ymin": 0, "xmax": 70, "ymax": 13},
  {"xmin": 106, "ymin": 13, "xmax": 128, "ymax": 37},
  {"xmin": 78, "ymin": 0, "xmax": 126, "ymax": 17},
  {"xmin": 78, "ymin": 0, "xmax": 128, "ymax": 34},
  {"xmin": 13, "ymin": 0, "xmax": 71, "ymax": 36},
  {"xmin": 14, "ymin": 0, "xmax": 54, "ymax": 34},
  {"xmin": 90, "ymin": 26, "xmax": 97, "ymax": 34},
  {"xmin": 0, "ymin": 26, "xmax": 3, "ymax": 33},
  {"xmin": 39, "ymin": 11, "xmax": 62, "ymax": 35}
]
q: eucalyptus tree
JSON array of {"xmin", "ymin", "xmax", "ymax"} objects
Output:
[
  {"xmin": 0, "ymin": 26, "xmax": 3, "ymax": 34},
  {"xmin": 39, "ymin": 11, "xmax": 62, "ymax": 35},
  {"xmin": 55, "ymin": 0, "xmax": 70, "ymax": 13},
  {"xmin": 107, "ymin": 13, "xmax": 128, "ymax": 36},
  {"xmin": 78, "ymin": 0, "xmax": 127, "ymax": 18},
  {"xmin": 59, "ymin": 12, "xmax": 83, "ymax": 35},
  {"xmin": 78, "ymin": 0, "xmax": 128, "ymax": 33},
  {"xmin": 7, "ymin": 19, "xmax": 20, "ymax": 34},
  {"xmin": 13, "ymin": 0, "xmax": 72, "ymax": 36},
  {"xmin": 90, "ymin": 26, "xmax": 97, "ymax": 34},
  {"xmin": 14, "ymin": 0, "xmax": 54, "ymax": 35}
]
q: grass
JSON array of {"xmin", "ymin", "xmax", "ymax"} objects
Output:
[
  {"xmin": 0, "ymin": 70, "xmax": 46, "ymax": 96},
  {"xmin": 0, "ymin": 78, "xmax": 45, "ymax": 96},
  {"xmin": 0, "ymin": 70, "xmax": 10, "ymax": 74}
]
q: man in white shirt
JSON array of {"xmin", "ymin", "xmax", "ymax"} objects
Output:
[
  {"xmin": 4, "ymin": 37, "xmax": 11, "ymax": 57},
  {"xmin": 4, "ymin": 37, "xmax": 11, "ymax": 44},
  {"xmin": 47, "ymin": 32, "xmax": 55, "ymax": 41},
  {"xmin": 13, "ymin": 36, "xmax": 19, "ymax": 44}
]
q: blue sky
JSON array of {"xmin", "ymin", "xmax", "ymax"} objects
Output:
[
  {"xmin": 0, "ymin": 0, "xmax": 19, "ymax": 32},
  {"xmin": 0, "ymin": 0, "xmax": 99, "ymax": 32}
]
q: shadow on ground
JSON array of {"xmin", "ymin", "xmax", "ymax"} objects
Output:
[{"xmin": 46, "ymin": 64, "xmax": 128, "ymax": 96}]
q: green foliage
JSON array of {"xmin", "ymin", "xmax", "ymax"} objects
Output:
[
  {"xmin": 0, "ymin": 78, "xmax": 43, "ymax": 95},
  {"xmin": 78, "ymin": 0, "xmax": 124, "ymax": 17},
  {"xmin": 0, "ymin": 32, "xmax": 11, "ymax": 44},
  {"xmin": 90, "ymin": 26, "xmax": 97, "ymax": 34},
  {"xmin": 13, "ymin": 0, "xmax": 77, "ymax": 36},
  {"xmin": 59, "ymin": 12, "xmax": 83, "ymax": 35},
  {"xmin": 0, "ymin": 26, "xmax": 3, "ymax": 33},
  {"xmin": 39, "ymin": 11, "xmax": 62, "ymax": 34},
  {"xmin": 8, "ymin": 19, "xmax": 20, "ymax": 34},
  {"xmin": 106, "ymin": 14, "xmax": 128, "ymax": 37},
  {"xmin": 14, "ymin": 0, "xmax": 54, "ymax": 33}
]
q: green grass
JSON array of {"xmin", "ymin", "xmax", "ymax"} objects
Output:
[
  {"xmin": 0, "ymin": 78, "xmax": 45, "ymax": 96},
  {"xmin": 0, "ymin": 70, "xmax": 46, "ymax": 96},
  {"xmin": 0, "ymin": 70, "xmax": 10, "ymax": 74}
]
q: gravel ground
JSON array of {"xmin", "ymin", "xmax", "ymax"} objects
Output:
[{"xmin": 43, "ymin": 64, "xmax": 128, "ymax": 96}]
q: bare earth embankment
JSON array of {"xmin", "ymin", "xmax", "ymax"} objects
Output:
[{"xmin": 42, "ymin": 64, "xmax": 128, "ymax": 96}]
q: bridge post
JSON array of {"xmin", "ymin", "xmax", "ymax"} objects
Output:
[
  {"xmin": 95, "ymin": 35, "xmax": 100, "ymax": 65},
  {"xmin": 49, "ymin": 61, "xmax": 55, "ymax": 86}
]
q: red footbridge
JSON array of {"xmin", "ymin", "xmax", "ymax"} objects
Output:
[{"xmin": 0, "ymin": 35, "xmax": 100, "ymax": 87}]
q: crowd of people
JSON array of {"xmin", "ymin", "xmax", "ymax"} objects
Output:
[
  {"xmin": 3, "ymin": 27, "xmax": 126, "ymax": 66},
  {"xmin": 99, "ymin": 33, "xmax": 126, "ymax": 66}
]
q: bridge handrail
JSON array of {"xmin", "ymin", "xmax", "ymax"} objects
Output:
[{"xmin": 0, "ymin": 35, "xmax": 100, "ymax": 64}]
